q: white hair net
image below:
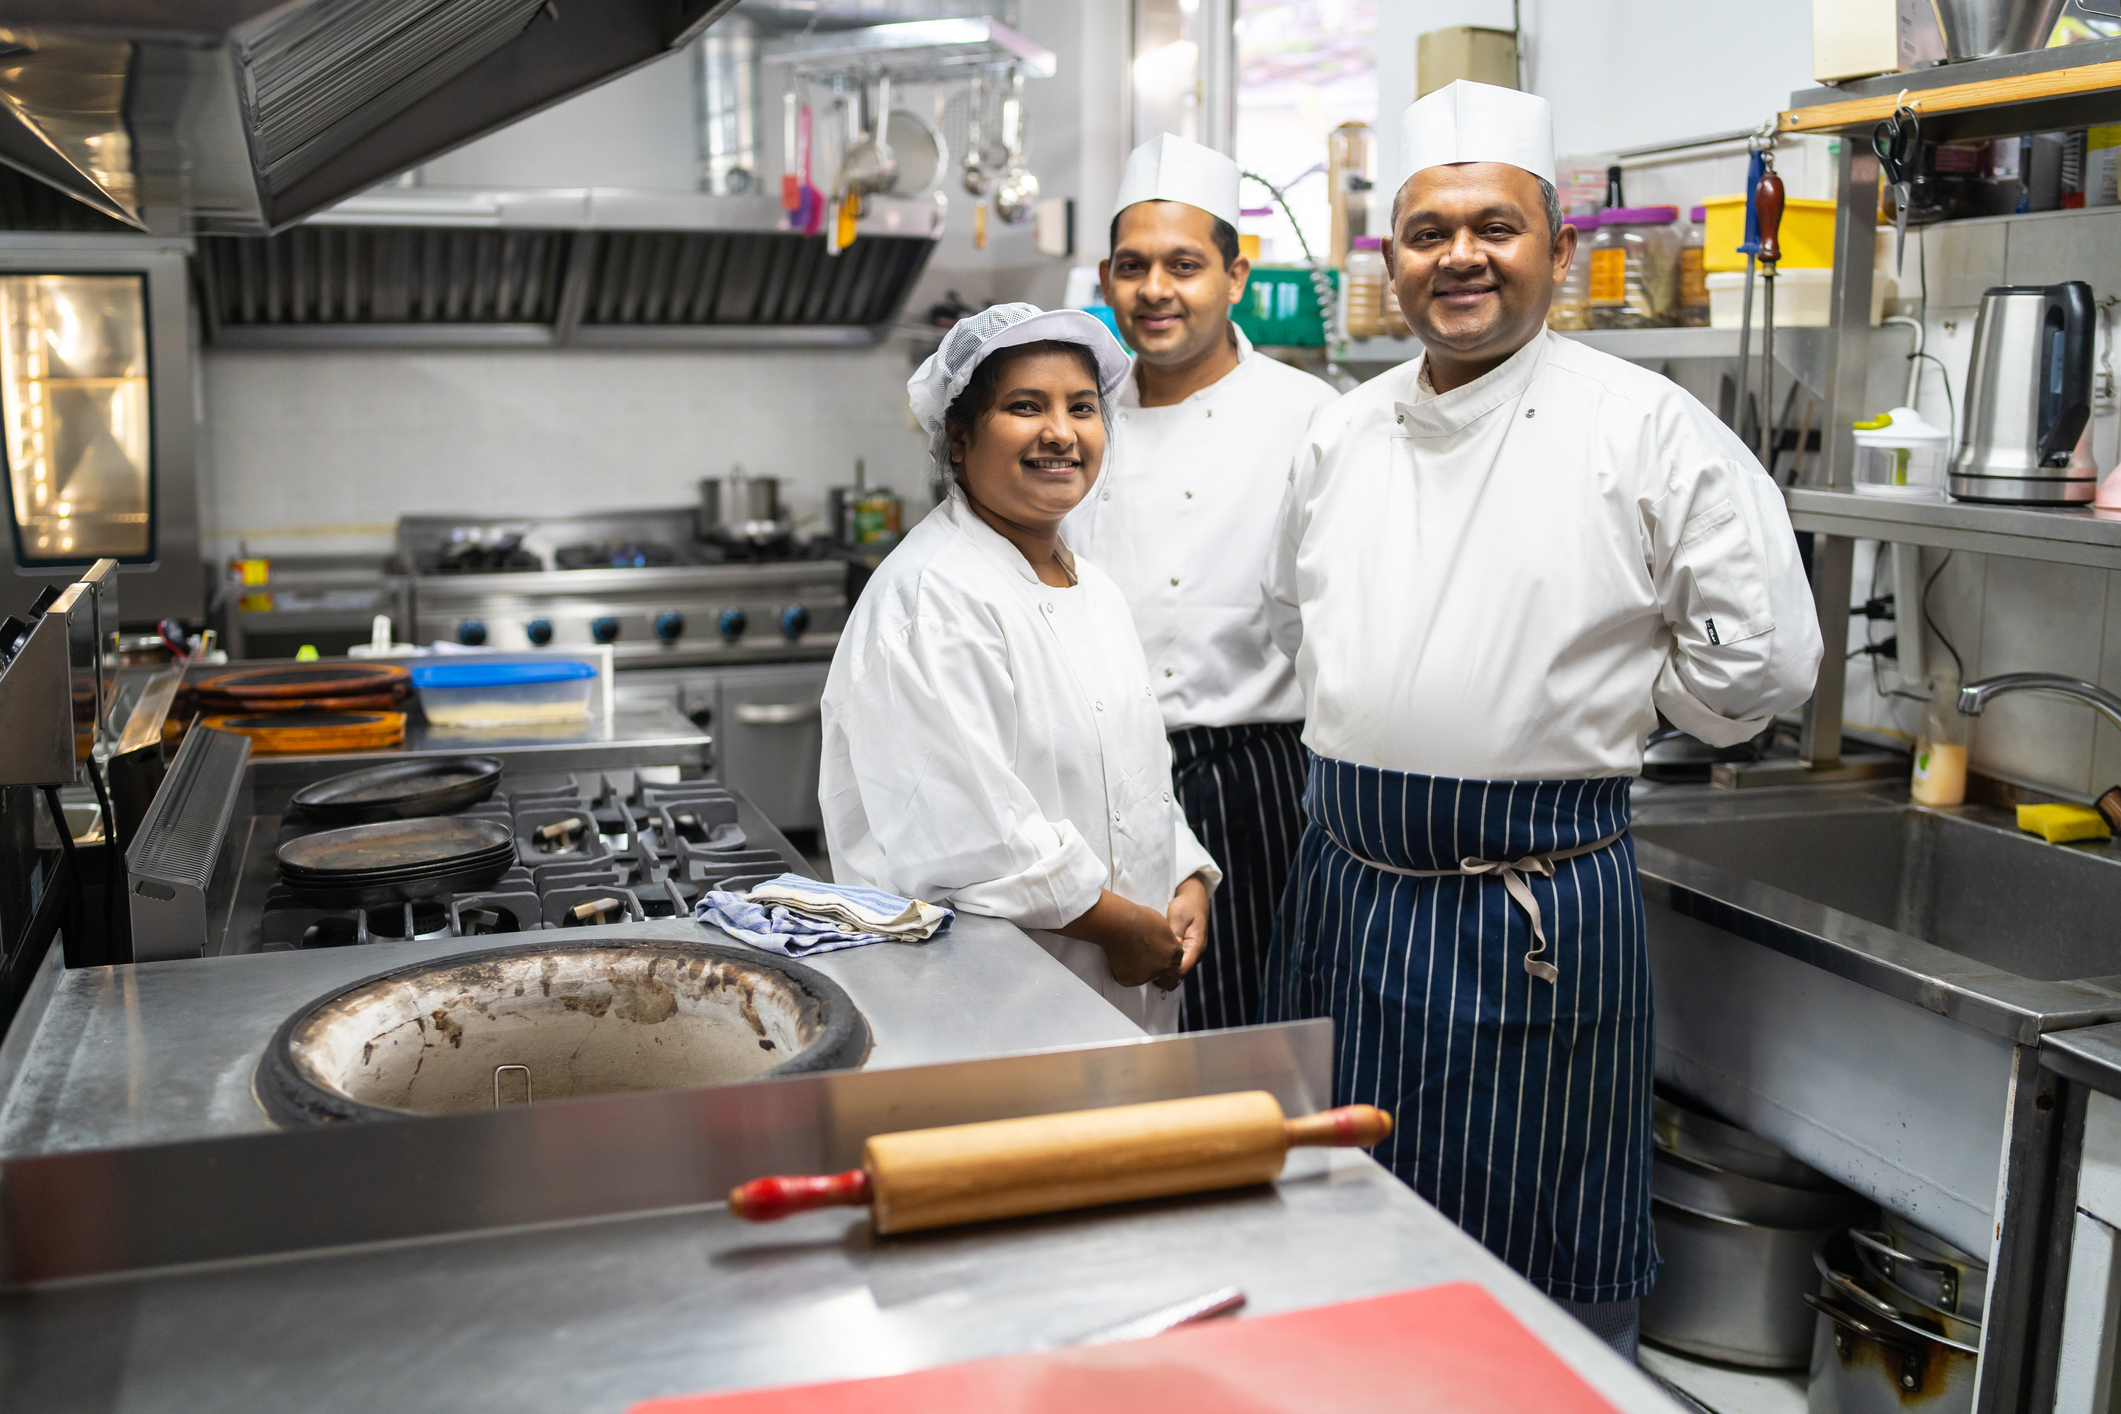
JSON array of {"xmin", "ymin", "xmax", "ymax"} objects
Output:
[{"xmin": 907, "ymin": 303, "xmax": 1131, "ymax": 479}]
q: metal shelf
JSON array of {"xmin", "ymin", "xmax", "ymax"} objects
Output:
[
  {"xmin": 1785, "ymin": 489, "xmax": 2121, "ymax": 570},
  {"xmin": 1339, "ymin": 326, "xmax": 1834, "ymax": 397},
  {"xmin": 1782, "ymin": 36, "xmax": 2121, "ymax": 143},
  {"xmin": 761, "ymin": 18, "xmax": 1057, "ymax": 82}
]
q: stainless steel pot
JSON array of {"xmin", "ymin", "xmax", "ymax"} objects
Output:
[
  {"xmin": 1654, "ymin": 1146, "xmax": 1873, "ymax": 1230},
  {"xmin": 1642, "ymin": 1195, "xmax": 1831, "ymax": 1368},
  {"xmin": 1855, "ymin": 1218, "xmax": 1989, "ymax": 1322},
  {"xmin": 1927, "ymin": 0, "xmax": 2070, "ymax": 60},
  {"xmin": 1806, "ymin": 1289, "xmax": 1978, "ymax": 1413},
  {"xmin": 1655, "ymin": 1090, "xmax": 1847, "ymax": 1191}
]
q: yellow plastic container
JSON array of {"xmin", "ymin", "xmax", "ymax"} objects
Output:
[{"xmin": 1700, "ymin": 194, "xmax": 1839, "ymax": 272}]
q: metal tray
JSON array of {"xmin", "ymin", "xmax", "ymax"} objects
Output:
[{"xmin": 290, "ymin": 757, "xmax": 503, "ymax": 825}]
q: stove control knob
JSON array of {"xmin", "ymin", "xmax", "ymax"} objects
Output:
[
  {"xmin": 653, "ymin": 610, "xmax": 685, "ymax": 642},
  {"xmin": 590, "ymin": 616, "xmax": 621, "ymax": 644},
  {"xmin": 718, "ymin": 608, "xmax": 748, "ymax": 641},
  {"xmin": 780, "ymin": 604, "xmax": 811, "ymax": 640},
  {"xmin": 524, "ymin": 618, "xmax": 554, "ymax": 647},
  {"xmin": 457, "ymin": 618, "xmax": 487, "ymax": 647}
]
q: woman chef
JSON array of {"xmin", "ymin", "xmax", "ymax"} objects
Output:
[{"xmin": 818, "ymin": 303, "xmax": 1221, "ymax": 1033}]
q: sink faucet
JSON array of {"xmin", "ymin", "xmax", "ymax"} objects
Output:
[{"xmin": 1957, "ymin": 673, "xmax": 2121, "ymax": 731}]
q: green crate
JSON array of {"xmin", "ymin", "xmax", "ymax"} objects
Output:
[{"xmin": 1232, "ymin": 265, "xmax": 1337, "ymax": 348}]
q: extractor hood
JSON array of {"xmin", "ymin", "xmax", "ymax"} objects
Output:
[{"xmin": 0, "ymin": 0, "xmax": 737, "ymax": 234}]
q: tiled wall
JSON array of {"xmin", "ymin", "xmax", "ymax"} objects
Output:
[
  {"xmin": 1840, "ymin": 206, "xmax": 2121, "ymax": 801},
  {"xmin": 200, "ymin": 344, "xmax": 939, "ymax": 558}
]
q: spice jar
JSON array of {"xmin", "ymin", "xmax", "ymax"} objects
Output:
[
  {"xmin": 1547, "ymin": 213, "xmax": 1599, "ymax": 331},
  {"xmin": 1344, "ymin": 236, "xmax": 1385, "ymax": 339},
  {"xmin": 1589, "ymin": 206, "xmax": 1682, "ymax": 329},
  {"xmin": 1679, "ymin": 205, "xmax": 1711, "ymax": 327}
]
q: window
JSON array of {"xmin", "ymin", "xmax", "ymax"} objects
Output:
[{"xmin": 1235, "ymin": 0, "xmax": 1377, "ymax": 262}]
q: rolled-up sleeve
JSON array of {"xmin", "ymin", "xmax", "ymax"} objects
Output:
[
  {"xmin": 1646, "ymin": 456, "xmax": 1823, "ymax": 745},
  {"xmin": 830, "ymin": 610, "xmax": 1108, "ymax": 929}
]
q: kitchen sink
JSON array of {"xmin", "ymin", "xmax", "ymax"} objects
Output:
[{"xmin": 1634, "ymin": 801, "xmax": 2121, "ymax": 984}]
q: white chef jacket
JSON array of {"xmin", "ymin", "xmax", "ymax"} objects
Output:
[
  {"xmin": 1063, "ymin": 327, "xmax": 1338, "ymax": 731},
  {"xmin": 1268, "ymin": 327, "xmax": 1821, "ymax": 780},
  {"xmin": 820, "ymin": 492, "xmax": 1223, "ymax": 1033}
]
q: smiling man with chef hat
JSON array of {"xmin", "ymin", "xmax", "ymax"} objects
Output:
[
  {"xmin": 1064, "ymin": 133, "xmax": 1337, "ymax": 1035},
  {"xmin": 1260, "ymin": 82, "xmax": 1821, "ymax": 1357}
]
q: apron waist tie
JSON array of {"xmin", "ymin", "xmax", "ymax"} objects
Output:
[{"xmin": 1316, "ymin": 825, "xmax": 1628, "ymax": 983}]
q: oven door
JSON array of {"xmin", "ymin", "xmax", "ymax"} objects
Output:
[
  {"xmin": 0, "ymin": 237, "xmax": 200, "ymax": 624},
  {"xmin": 712, "ymin": 663, "xmax": 826, "ymax": 835}
]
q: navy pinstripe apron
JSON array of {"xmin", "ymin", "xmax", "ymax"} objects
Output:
[
  {"xmin": 1169, "ymin": 720, "xmax": 1308, "ymax": 1033},
  {"xmin": 1262, "ymin": 754, "xmax": 1660, "ymax": 1304}
]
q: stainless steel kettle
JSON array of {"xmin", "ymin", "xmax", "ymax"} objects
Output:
[{"xmin": 1949, "ymin": 281, "xmax": 2096, "ymax": 505}]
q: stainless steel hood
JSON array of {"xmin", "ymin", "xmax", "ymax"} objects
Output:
[{"xmin": 0, "ymin": 0, "xmax": 738, "ymax": 234}]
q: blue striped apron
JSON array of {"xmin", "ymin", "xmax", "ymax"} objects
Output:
[
  {"xmin": 1169, "ymin": 720, "xmax": 1308, "ymax": 1033},
  {"xmin": 1262, "ymin": 754, "xmax": 1660, "ymax": 1304}
]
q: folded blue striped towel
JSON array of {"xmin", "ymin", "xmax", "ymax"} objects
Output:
[{"xmin": 693, "ymin": 873, "xmax": 953, "ymax": 956}]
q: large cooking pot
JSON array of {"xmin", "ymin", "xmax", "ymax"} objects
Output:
[
  {"xmin": 1642, "ymin": 1091, "xmax": 1873, "ymax": 1369},
  {"xmin": 1852, "ymin": 1223, "xmax": 1989, "ymax": 1323}
]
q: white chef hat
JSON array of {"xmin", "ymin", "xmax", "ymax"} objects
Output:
[
  {"xmin": 1401, "ymin": 80, "xmax": 1556, "ymax": 187},
  {"xmin": 906, "ymin": 302, "xmax": 1130, "ymax": 439},
  {"xmin": 1113, "ymin": 133, "xmax": 1243, "ymax": 230}
]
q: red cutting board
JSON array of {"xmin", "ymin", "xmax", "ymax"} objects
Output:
[{"xmin": 630, "ymin": 1283, "xmax": 1620, "ymax": 1414}]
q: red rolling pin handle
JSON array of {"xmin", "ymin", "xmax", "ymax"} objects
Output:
[
  {"xmin": 1283, "ymin": 1104, "xmax": 1394, "ymax": 1149},
  {"xmin": 729, "ymin": 1169, "xmax": 871, "ymax": 1222},
  {"xmin": 1754, "ymin": 169, "xmax": 1786, "ymax": 268}
]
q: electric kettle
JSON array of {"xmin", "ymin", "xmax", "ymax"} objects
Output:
[{"xmin": 1949, "ymin": 281, "xmax": 2096, "ymax": 504}]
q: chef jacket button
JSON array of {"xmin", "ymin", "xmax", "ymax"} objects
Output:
[
  {"xmin": 1164, "ymin": 667, "xmax": 1173, "ymax": 677},
  {"xmin": 1205, "ymin": 408, "xmax": 1214, "ymax": 418},
  {"xmin": 1095, "ymin": 701, "xmax": 1104, "ymax": 710},
  {"xmin": 1163, "ymin": 792, "xmax": 1172, "ymax": 802},
  {"xmin": 1102, "ymin": 492, "xmax": 1110, "ymax": 501},
  {"xmin": 1396, "ymin": 414, "xmax": 1405, "ymax": 425},
  {"xmin": 1042, "ymin": 602, "xmax": 1054, "ymax": 614},
  {"xmin": 1526, "ymin": 408, "xmax": 1537, "ymax": 418},
  {"xmin": 1184, "ymin": 490, "xmax": 1194, "ymax": 499},
  {"xmin": 1169, "ymin": 576, "xmax": 1179, "ymax": 586}
]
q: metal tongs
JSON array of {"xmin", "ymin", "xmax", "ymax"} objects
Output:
[{"xmin": 1873, "ymin": 95, "xmax": 1922, "ymax": 276}]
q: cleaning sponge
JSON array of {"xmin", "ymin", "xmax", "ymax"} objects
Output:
[{"xmin": 2016, "ymin": 802, "xmax": 2112, "ymax": 844}]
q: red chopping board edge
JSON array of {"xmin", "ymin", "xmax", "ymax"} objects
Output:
[{"xmin": 628, "ymin": 1282, "xmax": 1621, "ymax": 1414}]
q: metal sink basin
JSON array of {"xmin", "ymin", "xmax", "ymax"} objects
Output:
[{"xmin": 1635, "ymin": 800, "xmax": 2121, "ymax": 984}]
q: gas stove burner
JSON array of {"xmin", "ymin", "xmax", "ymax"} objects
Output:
[
  {"xmin": 555, "ymin": 541, "xmax": 682, "ymax": 571},
  {"xmin": 432, "ymin": 540, "xmax": 541, "ymax": 574}
]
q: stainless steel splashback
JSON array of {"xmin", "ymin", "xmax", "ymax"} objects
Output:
[{"xmin": 0, "ymin": 1, "xmax": 737, "ymax": 234}]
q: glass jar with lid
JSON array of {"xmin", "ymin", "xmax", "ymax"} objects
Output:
[
  {"xmin": 1546, "ymin": 213, "xmax": 1599, "ymax": 331},
  {"xmin": 1852, "ymin": 407, "xmax": 1950, "ymax": 497},
  {"xmin": 1589, "ymin": 206, "xmax": 1682, "ymax": 329},
  {"xmin": 1678, "ymin": 206, "xmax": 1711, "ymax": 327},
  {"xmin": 1344, "ymin": 236, "xmax": 1386, "ymax": 339}
]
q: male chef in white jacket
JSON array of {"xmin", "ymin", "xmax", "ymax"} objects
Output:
[
  {"xmin": 1066, "ymin": 134, "xmax": 1337, "ymax": 1032},
  {"xmin": 1261, "ymin": 82, "xmax": 1822, "ymax": 1359}
]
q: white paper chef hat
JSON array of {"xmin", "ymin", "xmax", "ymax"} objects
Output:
[
  {"xmin": 1400, "ymin": 80, "xmax": 1556, "ymax": 187},
  {"xmin": 1112, "ymin": 133, "xmax": 1243, "ymax": 230},
  {"xmin": 906, "ymin": 302, "xmax": 1131, "ymax": 440}
]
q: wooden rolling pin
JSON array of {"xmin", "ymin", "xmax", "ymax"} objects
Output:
[{"xmin": 728, "ymin": 1091, "xmax": 1391, "ymax": 1235}]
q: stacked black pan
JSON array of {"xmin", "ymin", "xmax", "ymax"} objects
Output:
[{"xmin": 277, "ymin": 758, "xmax": 516, "ymax": 907}]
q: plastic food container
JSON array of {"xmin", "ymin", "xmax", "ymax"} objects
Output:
[
  {"xmin": 411, "ymin": 660, "xmax": 597, "ymax": 727},
  {"xmin": 1852, "ymin": 406, "xmax": 1950, "ymax": 498},
  {"xmin": 1699, "ymin": 194, "xmax": 1839, "ymax": 272},
  {"xmin": 1706, "ymin": 268, "xmax": 1889, "ymax": 327},
  {"xmin": 1590, "ymin": 206, "xmax": 1682, "ymax": 329},
  {"xmin": 1344, "ymin": 237, "xmax": 1386, "ymax": 339},
  {"xmin": 1547, "ymin": 213, "xmax": 1599, "ymax": 331}
]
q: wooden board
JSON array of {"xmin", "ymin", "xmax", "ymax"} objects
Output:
[
  {"xmin": 1781, "ymin": 59, "xmax": 2121, "ymax": 134},
  {"xmin": 629, "ymin": 1284, "xmax": 1621, "ymax": 1414}
]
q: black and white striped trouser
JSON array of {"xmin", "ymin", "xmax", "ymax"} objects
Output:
[{"xmin": 1167, "ymin": 720, "xmax": 1308, "ymax": 1033}]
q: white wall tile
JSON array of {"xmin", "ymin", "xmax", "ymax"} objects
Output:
[{"xmin": 1965, "ymin": 555, "xmax": 2110, "ymax": 798}]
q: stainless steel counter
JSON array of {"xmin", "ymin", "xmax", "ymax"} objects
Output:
[
  {"xmin": 0, "ymin": 913, "xmax": 1141, "ymax": 1157},
  {"xmin": 0, "ymin": 1146, "xmax": 1675, "ymax": 1414}
]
